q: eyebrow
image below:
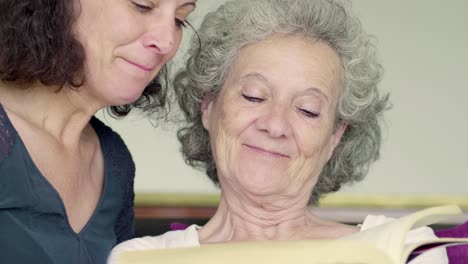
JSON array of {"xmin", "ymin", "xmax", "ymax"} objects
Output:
[
  {"xmin": 239, "ymin": 72, "xmax": 270, "ymax": 85},
  {"xmin": 179, "ymin": 0, "xmax": 197, "ymax": 9},
  {"xmin": 239, "ymin": 72, "xmax": 329, "ymax": 102},
  {"xmin": 300, "ymin": 87, "xmax": 329, "ymax": 102}
]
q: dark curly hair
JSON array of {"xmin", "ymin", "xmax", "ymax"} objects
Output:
[{"xmin": 0, "ymin": 0, "xmax": 168, "ymax": 117}]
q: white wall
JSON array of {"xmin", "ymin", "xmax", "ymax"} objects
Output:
[{"xmin": 98, "ymin": 0, "xmax": 468, "ymax": 197}]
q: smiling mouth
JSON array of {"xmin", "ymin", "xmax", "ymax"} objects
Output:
[
  {"xmin": 243, "ymin": 144, "xmax": 290, "ymax": 158},
  {"xmin": 121, "ymin": 58, "xmax": 154, "ymax": 72}
]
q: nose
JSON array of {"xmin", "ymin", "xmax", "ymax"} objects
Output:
[
  {"xmin": 255, "ymin": 104, "xmax": 293, "ymax": 138},
  {"xmin": 142, "ymin": 15, "xmax": 177, "ymax": 55}
]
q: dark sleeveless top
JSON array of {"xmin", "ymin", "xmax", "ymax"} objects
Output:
[{"xmin": 0, "ymin": 104, "xmax": 135, "ymax": 264}]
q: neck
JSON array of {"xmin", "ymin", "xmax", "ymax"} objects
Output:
[
  {"xmin": 198, "ymin": 190, "xmax": 315, "ymax": 243},
  {"xmin": 0, "ymin": 81, "xmax": 103, "ymax": 147}
]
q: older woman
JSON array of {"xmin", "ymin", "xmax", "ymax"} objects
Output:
[
  {"xmin": 0, "ymin": 0, "xmax": 195, "ymax": 263},
  {"xmin": 109, "ymin": 0, "xmax": 446, "ymax": 263}
]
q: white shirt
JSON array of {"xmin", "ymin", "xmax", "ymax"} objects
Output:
[{"xmin": 108, "ymin": 224, "xmax": 201, "ymax": 263}]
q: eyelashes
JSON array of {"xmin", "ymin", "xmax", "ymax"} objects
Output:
[
  {"xmin": 175, "ymin": 19, "xmax": 187, "ymax": 28},
  {"xmin": 242, "ymin": 94, "xmax": 264, "ymax": 103},
  {"xmin": 131, "ymin": 1, "xmax": 188, "ymax": 28},
  {"xmin": 132, "ymin": 1, "xmax": 151, "ymax": 12},
  {"xmin": 241, "ymin": 93, "xmax": 320, "ymax": 119},
  {"xmin": 297, "ymin": 108, "xmax": 320, "ymax": 118}
]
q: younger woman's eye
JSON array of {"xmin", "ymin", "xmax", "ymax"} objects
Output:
[
  {"xmin": 175, "ymin": 19, "xmax": 187, "ymax": 28},
  {"xmin": 298, "ymin": 108, "xmax": 320, "ymax": 118},
  {"xmin": 132, "ymin": 2, "xmax": 152, "ymax": 12},
  {"xmin": 242, "ymin": 94, "xmax": 264, "ymax": 103}
]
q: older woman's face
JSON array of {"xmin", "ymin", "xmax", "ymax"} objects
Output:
[
  {"xmin": 74, "ymin": 0, "xmax": 195, "ymax": 107},
  {"xmin": 202, "ymin": 34, "xmax": 346, "ymax": 198}
]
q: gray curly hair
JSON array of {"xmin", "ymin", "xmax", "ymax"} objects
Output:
[{"xmin": 174, "ymin": 0, "xmax": 390, "ymax": 205}]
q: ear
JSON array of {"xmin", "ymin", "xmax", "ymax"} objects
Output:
[
  {"xmin": 201, "ymin": 95, "xmax": 214, "ymax": 130},
  {"xmin": 327, "ymin": 122, "xmax": 348, "ymax": 160}
]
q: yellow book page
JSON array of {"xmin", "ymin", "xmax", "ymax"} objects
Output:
[
  {"xmin": 117, "ymin": 205, "xmax": 462, "ymax": 264},
  {"xmin": 117, "ymin": 240, "xmax": 393, "ymax": 264},
  {"xmin": 341, "ymin": 205, "xmax": 462, "ymax": 263}
]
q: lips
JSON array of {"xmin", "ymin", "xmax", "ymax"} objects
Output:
[
  {"xmin": 243, "ymin": 144, "xmax": 290, "ymax": 158},
  {"xmin": 121, "ymin": 58, "xmax": 155, "ymax": 72}
]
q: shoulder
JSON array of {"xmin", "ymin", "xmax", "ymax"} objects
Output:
[
  {"xmin": 115, "ymin": 224, "xmax": 200, "ymax": 250},
  {"xmin": 311, "ymin": 221, "xmax": 359, "ymax": 239},
  {"xmin": 303, "ymin": 212, "xmax": 359, "ymax": 239},
  {"xmin": 91, "ymin": 116, "xmax": 135, "ymax": 173},
  {"xmin": 108, "ymin": 225, "xmax": 201, "ymax": 263},
  {"xmin": 0, "ymin": 103, "xmax": 17, "ymax": 162},
  {"xmin": 90, "ymin": 116, "xmax": 127, "ymax": 148}
]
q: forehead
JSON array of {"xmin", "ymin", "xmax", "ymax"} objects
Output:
[{"xmin": 227, "ymin": 34, "xmax": 343, "ymax": 99}]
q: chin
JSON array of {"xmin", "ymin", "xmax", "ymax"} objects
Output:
[
  {"xmin": 239, "ymin": 175, "xmax": 283, "ymax": 195},
  {"xmin": 120, "ymin": 93, "xmax": 143, "ymax": 105},
  {"xmin": 114, "ymin": 85, "xmax": 147, "ymax": 105}
]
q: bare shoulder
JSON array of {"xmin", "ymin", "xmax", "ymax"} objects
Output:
[
  {"xmin": 301, "ymin": 211, "xmax": 360, "ymax": 239},
  {"xmin": 322, "ymin": 221, "xmax": 360, "ymax": 237}
]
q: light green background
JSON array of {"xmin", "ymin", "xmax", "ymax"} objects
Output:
[{"xmin": 98, "ymin": 0, "xmax": 468, "ymax": 198}]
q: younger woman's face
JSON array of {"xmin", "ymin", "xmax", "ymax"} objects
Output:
[{"xmin": 74, "ymin": 0, "xmax": 196, "ymax": 107}]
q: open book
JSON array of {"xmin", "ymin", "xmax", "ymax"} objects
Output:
[
  {"xmin": 340, "ymin": 204, "xmax": 468, "ymax": 263},
  {"xmin": 117, "ymin": 205, "xmax": 468, "ymax": 264}
]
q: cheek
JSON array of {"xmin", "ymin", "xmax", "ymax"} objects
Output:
[
  {"xmin": 163, "ymin": 31, "xmax": 183, "ymax": 62},
  {"xmin": 286, "ymin": 156, "xmax": 320, "ymax": 191},
  {"xmin": 208, "ymin": 102, "xmax": 254, "ymax": 175},
  {"xmin": 216, "ymin": 98, "xmax": 250, "ymax": 137},
  {"xmin": 209, "ymin": 120, "xmax": 241, "ymax": 181},
  {"xmin": 175, "ymin": 30, "xmax": 183, "ymax": 48},
  {"xmin": 293, "ymin": 112, "xmax": 337, "ymax": 158},
  {"xmin": 81, "ymin": 56, "xmax": 104, "ymax": 90},
  {"xmin": 287, "ymin": 124, "xmax": 335, "ymax": 181},
  {"xmin": 295, "ymin": 127, "xmax": 330, "ymax": 158},
  {"xmin": 283, "ymin": 141, "xmax": 331, "ymax": 195}
]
